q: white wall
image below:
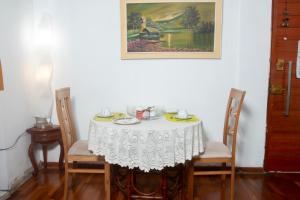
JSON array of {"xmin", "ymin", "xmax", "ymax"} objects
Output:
[
  {"xmin": 0, "ymin": 0, "xmax": 35, "ymax": 193},
  {"xmin": 236, "ymin": 0, "xmax": 272, "ymax": 167},
  {"xmin": 45, "ymin": 0, "xmax": 272, "ymax": 167},
  {"xmin": 0, "ymin": 0, "xmax": 272, "ymax": 186}
]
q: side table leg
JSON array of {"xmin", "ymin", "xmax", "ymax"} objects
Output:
[
  {"xmin": 42, "ymin": 145, "xmax": 48, "ymax": 169},
  {"xmin": 28, "ymin": 143, "xmax": 38, "ymax": 176},
  {"xmin": 58, "ymin": 140, "xmax": 64, "ymax": 170}
]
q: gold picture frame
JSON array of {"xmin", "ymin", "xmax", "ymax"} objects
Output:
[
  {"xmin": 0, "ymin": 60, "xmax": 4, "ymax": 91},
  {"xmin": 121, "ymin": 0, "xmax": 222, "ymax": 59}
]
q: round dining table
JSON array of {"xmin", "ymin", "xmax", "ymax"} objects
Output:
[{"xmin": 88, "ymin": 114, "xmax": 204, "ymax": 172}]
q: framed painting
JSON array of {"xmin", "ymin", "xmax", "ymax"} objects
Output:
[{"xmin": 121, "ymin": 0, "xmax": 222, "ymax": 59}]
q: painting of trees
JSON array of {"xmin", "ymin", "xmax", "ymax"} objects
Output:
[
  {"xmin": 122, "ymin": 0, "xmax": 222, "ymax": 58},
  {"xmin": 181, "ymin": 6, "xmax": 200, "ymax": 29},
  {"xmin": 127, "ymin": 12, "xmax": 142, "ymax": 30}
]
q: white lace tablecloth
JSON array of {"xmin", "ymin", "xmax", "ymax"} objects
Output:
[{"xmin": 88, "ymin": 117, "xmax": 204, "ymax": 172}]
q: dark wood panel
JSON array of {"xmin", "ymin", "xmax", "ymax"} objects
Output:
[
  {"xmin": 275, "ymin": 40, "xmax": 300, "ymax": 52},
  {"xmin": 269, "ymin": 73, "xmax": 295, "ymax": 81},
  {"xmin": 268, "ymin": 110, "xmax": 300, "ymax": 116},
  {"xmin": 276, "ymin": 18, "xmax": 300, "ymax": 28},
  {"xmin": 267, "ymin": 147, "xmax": 300, "ymax": 154},
  {"xmin": 276, "ymin": 0, "xmax": 300, "ymax": 3},
  {"xmin": 267, "ymin": 133, "xmax": 300, "ymax": 152},
  {"xmin": 272, "ymin": 51, "xmax": 297, "ymax": 61},
  {"xmin": 276, "ymin": 3, "xmax": 300, "ymax": 17},
  {"xmin": 265, "ymin": 158, "xmax": 300, "ymax": 171},
  {"xmin": 265, "ymin": 0, "xmax": 300, "ymax": 170},
  {"xmin": 268, "ymin": 126, "xmax": 300, "ymax": 132},
  {"xmin": 276, "ymin": 28, "xmax": 300, "ymax": 37},
  {"xmin": 268, "ymin": 90, "xmax": 300, "ymax": 104},
  {"xmin": 268, "ymin": 112, "xmax": 300, "ymax": 124}
]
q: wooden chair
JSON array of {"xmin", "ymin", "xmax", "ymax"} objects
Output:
[
  {"xmin": 55, "ymin": 87, "xmax": 111, "ymax": 200},
  {"xmin": 187, "ymin": 88, "xmax": 246, "ymax": 200}
]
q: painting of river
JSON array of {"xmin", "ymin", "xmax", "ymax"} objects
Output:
[{"xmin": 121, "ymin": 0, "xmax": 222, "ymax": 59}]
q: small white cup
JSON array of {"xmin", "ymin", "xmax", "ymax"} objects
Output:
[
  {"xmin": 100, "ymin": 108, "xmax": 111, "ymax": 117},
  {"xmin": 126, "ymin": 106, "xmax": 136, "ymax": 117},
  {"xmin": 177, "ymin": 109, "xmax": 188, "ymax": 119}
]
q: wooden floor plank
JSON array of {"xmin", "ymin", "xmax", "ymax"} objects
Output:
[{"xmin": 6, "ymin": 169, "xmax": 300, "ymax": 200}]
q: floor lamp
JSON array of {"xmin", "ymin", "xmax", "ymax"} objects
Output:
[{"xmin": 34, "ymin": 13, "xmax": 54, "ymax": 129}]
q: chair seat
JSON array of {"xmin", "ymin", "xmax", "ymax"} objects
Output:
[
  {"xmin": 68, "ymin": 140, "xmax": 93, "ymax": 156},
  {"xmin": 199, "ymin": 142, "xmax": 232, "ymax": 158}
]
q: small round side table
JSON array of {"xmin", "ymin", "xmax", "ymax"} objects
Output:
[{"xmin": 26, "ymin": 125, "xmax": 64, "ymax": 176}]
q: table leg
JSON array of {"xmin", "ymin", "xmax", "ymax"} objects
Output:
[
  {"xmin": 186, "ymin": 162, "xmax": 194, "ymax": 200},
  {"xmin": 42, "ymin": 145, "xmax": 48, "ymax": 169},
  {"xmin": 58, "ymin": 140, "xmax": 64, "ymax": 170},
  {"xmin": 162, "ymin": 170, "xmax": 168, "ymax": 200},
  {"xmin": 179, "ymin": 165, "xmax": 184, "ymax": 200},
  {"xmin": 28, "ymin": 143, "xmax": 38, "ymax": 176},
  {"xmin": 127, "ymin": 170, "xmax": 132, "ymax": 200}
]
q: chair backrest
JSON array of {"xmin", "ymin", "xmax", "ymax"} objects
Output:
[
  {"xmin": 55, "ymin": 87, "xmax": 77, "ymax": 158},
  {"xmin": 223, "ymin": 88, "xmax": 246, "ymax": 160}
]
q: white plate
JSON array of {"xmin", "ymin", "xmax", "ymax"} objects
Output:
[
  {"xmin": 174, "ymin": 114, "xmax": 193, "ymax": 120},
  {"xmin": 113, "ymin": 117, "xmax": 141, "ymax": 125},
  {"xmin": 96, "ymin": 114, "xmax": 114, "ymax": 118},
  {"xmin": 165, "ymin": 108, "xmax": 178, "ymax": 114},
  {"xmin": 143, "ymin": 116, "xmax": 161, "ymax": 120}
]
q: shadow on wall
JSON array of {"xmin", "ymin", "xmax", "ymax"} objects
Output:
[
  {"xmin": 202, "ymin": 126, "xmax": 209, "ymax": 145},
  {"xmin": 236, "ymin": 102, "xmax": 252, "ymax": 164},
  {"xmin": 71, "ymin": 96, "xmax": 80, "ymax": 138}
]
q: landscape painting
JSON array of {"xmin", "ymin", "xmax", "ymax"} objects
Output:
[{"xmin": 121, "ymin": 0, "xmax": 222, "ymax": 59}]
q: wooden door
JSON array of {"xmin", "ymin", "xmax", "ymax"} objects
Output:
[{"xmin": 265, "ymin": 0, "xmax": 300, "ymax": 171}]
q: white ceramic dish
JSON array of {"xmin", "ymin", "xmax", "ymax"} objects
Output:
[
  {"xmin": 113, "ymin": 117, "xmax": 141, "ymax": 125},
  {"xmin": 144, "ymin": 116, "xmax": 161, "ymax": 120},
  {"xmin": 96, "ymin": 113, "xmax": 114, "ymax": 118},
  {"xmin": 165, "ymin": 108, "xmax": 178, "ymax": 114},
  {"xmin": 174, "ymin": 114, "xmax": 193, "ymax": 120}
]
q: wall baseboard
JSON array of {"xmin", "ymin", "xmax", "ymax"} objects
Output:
[
  {"xmin": 0, "ymin": 192, "xmax": 10, "ymax": 200},
  {"xmin": 48, "ymin": 161, "xmax": 265, "ymax": 174},
  {"xmin": 236, "ymin": 167, "xmax": 265, "ymax": 174},
  {"xmin": 0, "ymin": 167, "xmax": 34, "ymax": 200},
  {"xmin": 10, "ymin": 167, "xmax": 33, "ymax": 192},
  {"xmin": 46, "ymin": 162, "xmax": 61, "ymax": 168}
]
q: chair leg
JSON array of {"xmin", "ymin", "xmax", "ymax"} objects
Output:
[
  {"xmin": 221, "ymin": 175, "xmax": 226, "ymax": 182},
  {"xmin": 221, "ymin": 163, "xmax": 226, "ymax": 183},
  {"xmin": 186, "ymin": 162, "xmax": 194, "ymax": 200},
  {"xmin": 71, "ymin": 173, "xmax": 77, "ymax": 189},
  {"xmin": 104, "ymin": 162, "xmax": 111, "ymax": 200},
  {"xmin": 230, "ymin": 166, "xmax": 235, "ymax": 200},
  {"xmin": 64, "ymin": 170, "xmax": 69, "ymax": 200}
]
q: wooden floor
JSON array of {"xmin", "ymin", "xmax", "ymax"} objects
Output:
[{"xmin": 7, "ymin": 169, "xmax": 300, "ymax": 200}]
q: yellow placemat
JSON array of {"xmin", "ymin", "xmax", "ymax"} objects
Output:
[
  {"xmin": 164, "ymin": 113, "xmax": 199, "ymax": 122},
  {"xmin": 94, "ymin": 112, "xmax": 126, "ymax": 122}
]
